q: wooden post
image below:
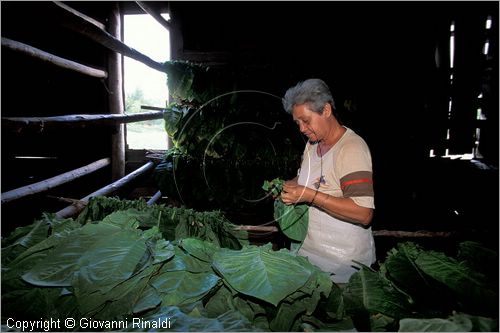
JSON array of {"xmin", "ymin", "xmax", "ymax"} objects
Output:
[
  {"xmin": 55, "ymin": 161, "xmax": 155, "ymax": 218},
  {"xmin": 1, "ymin": 38, "xmax": 107, "ymax": 79},
  {"xmin": 1, "ymin": 158, "xmax": 111, "ymax": 204},
  {"xmin": 108, "ymin": 3, "xmax": 125, "ymax": 180}
]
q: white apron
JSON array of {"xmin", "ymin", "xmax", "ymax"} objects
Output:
[{"xmin": 296, "ymin": 127, "xmax": 376, "ymax": 283}]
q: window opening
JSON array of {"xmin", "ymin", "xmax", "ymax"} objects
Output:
[{"xmin": 123, "ymin": 13, "xmax": 171, "ymax": 150}]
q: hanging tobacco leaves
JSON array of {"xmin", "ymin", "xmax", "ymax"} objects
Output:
[{"xmin": 156, "ymin": 60, "xmax": 303, "ymax": 214}]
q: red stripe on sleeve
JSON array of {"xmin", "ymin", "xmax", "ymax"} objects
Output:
[{"xmin": 340, "ymin": 178, "xmax": 373, "ymax": 190}]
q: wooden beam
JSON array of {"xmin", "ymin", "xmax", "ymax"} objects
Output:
[
  {"xmin": 1, "ymin": 158, "xmax": 111, "ymax": 204},
  {"xmin": 1, "ymin": 37, "xmax": 107, "ymax": 78},
  {"xmin": 53, "ymin": 1, "xmax": 106, "ymax": 30},
  {"xmin": 135, "ymin": 1, "xmax": 171, "ymax": 30},
  {"xmin": 108, "ymin": 2, "xmax": 125, "ymax": 180},
  {"xmin": 2, "ymin": 111, "xmax": 164, "ymax": 134},
  {"xmin": 55, "ymin": 161, "xmax": 155, "ymax": 218},
  {"xmin": 54, "ymin": 2, "xmax": 166, "ymax": 73}
]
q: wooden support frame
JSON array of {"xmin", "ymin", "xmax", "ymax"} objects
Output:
[
  {"xmin": 1, "ymin": 158, "xmax": 111, "ymax": 204},
  {"xmin": 3, "ymin": 111, "xmax": 164, "ymax": 134},
  {"xmin": 1, "ymin": 38, "xmax": 107, "ymax": 78},
  {"xmin": 55, "ymin": 161, "xmax": 155, "ymax": 218}
]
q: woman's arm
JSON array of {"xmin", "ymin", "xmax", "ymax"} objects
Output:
[{"xmin": 281, "ymin": 180, "xmax": 373, "ymax": 226}]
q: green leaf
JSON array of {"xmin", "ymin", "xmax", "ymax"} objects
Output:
[
  {"xmin": 22, "ymin": 223, "xmax": 146, "ymax": 292},
  {"xmin": 212, "ymin": 244, "xmax": 312, "ymax": 306},
  {"xmin": 344, "ymin": 265, "xmax": 411, "ymax": 319},
  {"xmin": 275, "ymin": 200, "xmax": 309, "ymax": 242},
  {"xmin": 163, "ymin": 246, "xmax": 212, "ymax": 273},
  {"xmin": 76, "ymin": 231, "xmax": 146, "ymax": 295},
  {"xmin": 164, "ymin": 104, "xmax": 188, "ymax": 137},
  {"xmin": 178, "ymin": 238, "xmax": 219, "ymax": 263},
  {"xmin": 415, "ymin": 249, "xmax": 497, "ymax": 314},
  {"xmin": 78, "ymin": 265, "xmax": 158, "ymax": 317},
  {"xmin": 398, "ymin": 312, "xmax": 490, "ymax": 332},
  {"xmin": 101, "ymin": 208, "xmax": 156, "ymax": 229},
  {"xmin": 152, "ymin": 239, "xmax": 175, "ymax": 264},
  {"xmin": 150, "ymin": 270, "xmax": 220, "ymax": 306},
  {"xmin": 127, "ymin": 306, "xmax": 258, "ymax": 331}
]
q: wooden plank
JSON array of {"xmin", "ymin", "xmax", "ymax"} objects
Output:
[
  {"xmin": 55, "ymin": 161, "xmax": 155, "ymax": 218},
  {"xmin": 135, "ymin": 1, "xmax": 171, "ymax": 30},
  {"xmin": 54, "ymin": 2, "xmax": 166, "ymax": 73},
  {"xmin": 1, "ymin": 37, "xmax": 107, "ymax": 78},
  {"xmin": 1, "ymin": 158, "xmax": 111, "ymax": 204},
  {"xmin": 2, "ymin": 111, "xmax": 164, "ymax": 134},
  {"xmin": 108, "ymin": 2, "xmax": 125, "ymax": 180}
]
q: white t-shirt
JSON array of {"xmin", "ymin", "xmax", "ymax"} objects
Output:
[{"xmin": 297, "ymin": 127, "xmax": 376, "ymax": 283}]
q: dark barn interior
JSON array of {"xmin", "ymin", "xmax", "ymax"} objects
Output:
[{"xmin": 1, "ymin": 1, "xmax": 498, "ymax": 331}]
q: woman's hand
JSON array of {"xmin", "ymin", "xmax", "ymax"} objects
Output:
[{"xmin": 281, "ymin": 179, "xmax": 311, "ymax": 205}]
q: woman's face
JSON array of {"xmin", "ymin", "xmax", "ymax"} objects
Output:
[{"xmin": 292, "ymin": 103, "xmax": 328, "ymax": 142}]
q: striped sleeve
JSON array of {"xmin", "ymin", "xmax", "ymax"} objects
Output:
[{"xmin": 340, "ymin": 171, "xmax": 374, "ymax": 197}]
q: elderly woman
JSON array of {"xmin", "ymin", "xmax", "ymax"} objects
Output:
[{"xmin": 281, "ymin": 78, "xmax": 375, "ymax": 283}]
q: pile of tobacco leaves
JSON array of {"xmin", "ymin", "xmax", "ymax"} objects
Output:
[{"xmin": 2, "ymin": 196, "xmax": 498, "ymax": 331}]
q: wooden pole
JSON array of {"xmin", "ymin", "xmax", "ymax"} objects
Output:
[
  {"xmin": 1, "ymin": 158, "xmax": 110, "ymax": 204},
  {"xmin": 108, "ymin": 2, "xmax": 125, "ymax": 180},
  {"xmin": 147, "ymin": 190, "xmax": 162, "ymax": 205},
  {"xmin": 135, "ymin": 1, "xmax": 171, "ymax": 31},
  {"xmin": 1, "ymin": 37, "xmax": 107, "ymax": 79},
  {"xmin": 372, "ymin": 230, "xmax": 454, "ymax": 238},
  {"xmin": 232, "ymin": 227, "xmax": 454, "ymax": 238},
  {"xmin": 2, "ymin": 111, "xmax": 164, "ymax": 134},
  {"xmin": 55, "ymin": 161, "xmax": 155, "ymax": 218},
  {"xmin": 236, "ymin": 225, "xmax": 279, "ymax": 232},
  {"xmin": 53, "ymin": 1, "xmax": 106, "ymax": 30},
  {"xmin": 55, "ymin": 2, "xmax": 166, "ymax": 73}
]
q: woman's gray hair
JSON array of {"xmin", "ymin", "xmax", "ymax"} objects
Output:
[{"xmin": 282, "ymin": 78, "xmax": 335, "ymax": 114}]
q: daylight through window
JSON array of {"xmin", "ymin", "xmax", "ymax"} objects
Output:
[{"xmin": 123, "ymin": 13, "xmax": 171, "ymax": 150}]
